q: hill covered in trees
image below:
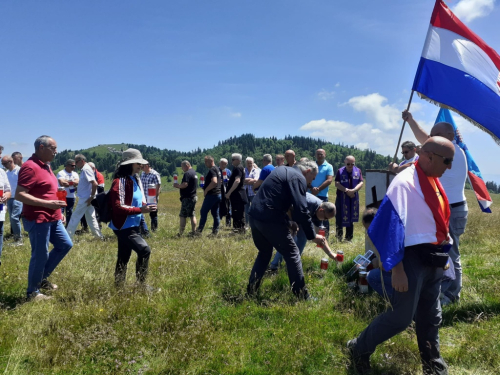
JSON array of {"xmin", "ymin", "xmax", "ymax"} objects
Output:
[{"xmin": 51, "ymin": 134, "xmax": 394, "ymax": 178}]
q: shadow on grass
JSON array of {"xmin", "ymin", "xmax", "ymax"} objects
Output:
[
  {"xmin": 0, "ymin": 291, "xmax": 27, "ymax": 311},
  {"xmin": 442, "ymin": 300, "xmax": 500, "ymax": 326}
]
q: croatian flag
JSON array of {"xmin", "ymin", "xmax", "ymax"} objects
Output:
[
  {"xmin": 368, "ymin": 166, "xmax": 447, "ymax": 271},
  {"xmin": 412, "ymin": 0, "xmax": 500, "ymax": 144},
  {"xmin": 435, "ymin": 108, "xmax": 493, "ymax": 213}
]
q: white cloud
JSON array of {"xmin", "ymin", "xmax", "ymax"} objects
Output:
[
  {"xmin": 300, "ymin": 93, "xmax": 420, "ymax": 155},
  {"xmin": 452, "ymin": 0, "xmax": 496, "ymax": 22},
  {"xmin": 230, "ymin": 112, "xmax": 242, "ymax": 118},
  {"xmin": 317, "ymin": 89, "xmax": 335, "ymax": 100},
  {"xmin": 335, "ymin": 82, "xmax": 340, "ymax": 88},
  {"xmin": 347, "ymin": 93, "xmax": 402, "ymax": 130}
]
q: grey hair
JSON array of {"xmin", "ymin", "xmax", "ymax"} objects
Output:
[
  {"xmin": 295, "ymin": 158, "xmax": 318, "ymax": 173},
  {"xmin": 74, "ymin": 154, "xmax": 87, "ymax": 162},
  {"xmin": 181, "ymin": 160, "xmax": 191, "ymax": 167},
  {"xmin": 66, "ymin": 159, "xmax": 75, "ymax": 166},
  {"xmin": 320, "ymin": 201, "xmax": 336, "ymax": 216},
  {"xmin": 220, "ymin": 158, "xmax": 228, "ymax": 164},
  {"xmin": 245, "ymin": 157, "xmax": 254, "ymax": 163},
  {"xmin": 232, "ymin": 153, "xmax": 242, "ymax": 161},
  {"xmin": 88, "ymin": 162, "xmax": 96, "ymax": 169},
  {"xmin": 34, "ymin": 135, "xmax": 52, "ymax": 151},
  {"xmin": 262, "ymin": 154, "xmax": 272, "ymax": 163}
]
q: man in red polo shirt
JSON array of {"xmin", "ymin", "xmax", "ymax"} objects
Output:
[{"xmin": 15, "ymin": 135, "xmax": 73, "ymax": 301}]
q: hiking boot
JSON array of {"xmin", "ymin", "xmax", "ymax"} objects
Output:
[
  {"xmin": 347, "ymin": 339, "xmax": 372, "ymax": 374},
  {"xmin": 40, "ymin": 280, "xmax": 58, "ymax": 291}
]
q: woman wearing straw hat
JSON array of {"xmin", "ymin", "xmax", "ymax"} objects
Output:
[{"xmin": 109, "ymin": 148, "xmax": 157, "ymax": 289}]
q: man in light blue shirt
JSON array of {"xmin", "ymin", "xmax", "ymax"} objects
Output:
[{"xmin": 309, "ymin": 149, "xmax": 334, "ymax": 236}]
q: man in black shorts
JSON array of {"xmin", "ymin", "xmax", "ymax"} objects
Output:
[
  {"xmin": 196, "ymin": 156, "xmax": 222, "ymax": 235},
  {"xmin": 174, "ymin": 160, "xmax": 198, "ymax": 236}
]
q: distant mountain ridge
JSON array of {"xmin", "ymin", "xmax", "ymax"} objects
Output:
[{"xmin": 51, "ymin": 134, "xmax": 395, "ymax": 178}]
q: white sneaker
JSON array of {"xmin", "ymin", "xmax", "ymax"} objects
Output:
[{"xmin": 31, "ymin": 293, "xmax": 53, "ymax": 301}]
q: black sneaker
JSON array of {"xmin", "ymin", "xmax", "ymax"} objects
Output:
[
  {"xmin": 40, "ymin": 279, "xmax": 58, "ymax": 291},
  {"xmin": 347, "ymin": 339, "xmax": 372, "ymax": 375}
]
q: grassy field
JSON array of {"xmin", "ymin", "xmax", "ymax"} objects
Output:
[{"xmin": 0, "ymin": 188, "xmax": 499, "ymax": 374}]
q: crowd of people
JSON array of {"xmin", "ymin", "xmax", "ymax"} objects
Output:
[{"xmin": 0, "ymin": 108, "xmax": 470, "ymax": 374}]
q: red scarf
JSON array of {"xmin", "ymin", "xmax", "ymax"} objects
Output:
[{"xmin": 415, "ymin": 161, "xmax": 451, "ymax": 244}]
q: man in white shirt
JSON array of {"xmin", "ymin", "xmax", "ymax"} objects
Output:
[
  {"xmin": 403, "ymin": 110, "xmax": 467, "ymax": 305},
  {"xmin": 2, "ymin": 156, "xmax": 23, "ymax": 245},
  {"xmin": 65, "ymin": 154, "xmax": 103, "ymax": 240},
  {"xmin": 389, "ymin": 140, "xmax": 420, "ymax": 174},
  {"xmin": 57, "ymin": 159, "xmax": 80, "ymax": 227}
]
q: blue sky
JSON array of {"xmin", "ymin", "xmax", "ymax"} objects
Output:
[{"xmin": 2, "ymin": 0, "xmax": 500, "ymax": 182}]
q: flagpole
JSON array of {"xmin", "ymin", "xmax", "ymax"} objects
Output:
[{"xmin": 392, "ymin": 90, "xmax": 415, "ymax": 163}]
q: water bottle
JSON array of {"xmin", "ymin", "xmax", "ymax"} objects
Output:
[
  {"xmin": 200, "ymin": 176, "xmax": 205, "ymax": 188},
  {"xmin": 173, "ymin": 174, "xmax": 178, "ymax": 184},
  {"xmin": 147, "ymin": 184, "xmax": 157, "ymax": 205},
  {"xmin": 223, "ymin": 170, "xmax": 228, "ymax": 183}
]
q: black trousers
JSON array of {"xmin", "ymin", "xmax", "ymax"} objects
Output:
[
  {"xmin": 247, "ymin": 218, "xmax": 308, "ymax": 298},
  {"xmin": 354, "ymin": 246, "xmax": 447, "ymax": 374},
  {"xmin": 335, "ymin": 196, "xmax": 354, "ymax": 240},
  {"xmin": 229, "ymin": 194, "xmax": 246, "ymax": 229},
  {"xmin": 113, "ymin": 226, "xmax": 151, "ymax": 286}
]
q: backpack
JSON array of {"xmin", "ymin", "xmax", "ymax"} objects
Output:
[{"xmin": 91, "ymin": 190, "xmax": 112, "ymax": 223}]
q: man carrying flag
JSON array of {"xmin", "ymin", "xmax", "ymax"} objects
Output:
[
  {"xmin": 403, "ymin": 110, "xmax": 467, "ymax": 306},
  {"xmin": 348, "ymin": 136, "xmax": 454, "ymax": 375}
]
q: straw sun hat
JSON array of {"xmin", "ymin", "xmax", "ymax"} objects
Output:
[{"xmin": 119, "ymin": 148, "xmax": 149, "ymax": 165}]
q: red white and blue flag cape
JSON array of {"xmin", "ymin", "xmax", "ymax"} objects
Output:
[
  {"xmin": 412, "ymin": 0, "xmax": 500, "ymax": 144},
  {"xmin": 435, "ymin": 108, "xmax": 493, "ymax": 213}
]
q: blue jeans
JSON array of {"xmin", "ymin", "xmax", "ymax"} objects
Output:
[
  {"xmin": 7, "ymin": 198, "xmax": 23, "ymax": 237},
  {"xmin": 198, "ymin": 194, "xmax": 221, "ymax": 232},
  {"xmin": 367, "ymin": 268, "xmax": 393, "ymax": 298},
  {"xmin": 23, "ymin": 219, "xmax": 73, "ymax": 297},
  {"xmin": 244, "ymin": 195, "xmax": 254, "ymax": 227},
  {"xmin": 270, "ymin": 226, "xmax": 308, "ymax": 270},
  {"xmin": 317, "ymin": 196, "xmax": 330, "ymax": 236}
]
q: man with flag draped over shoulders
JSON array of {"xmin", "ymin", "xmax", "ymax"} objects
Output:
[
  {"xmin": 403, "ymin": 110, "xmax": 467, "ymax": 307},
  {"xmin": 347, "ymin": 136, "xmax": 454, "ymax": 375}
]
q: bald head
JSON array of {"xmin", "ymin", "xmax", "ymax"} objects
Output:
[
  {"xmin": 344, "ymin": 155, "xmax": 356, "ymax": 172},
  {"xmin": 285, "ymin": 149, "xmax": 296, "ymax": 166},
  {"xmin": 1, "ymin": 156, "xmax": 14, "ymax": 171},
  {"xmin": 419, "ymin": 136, "xmax": 455, "ymax": 177},
  {"xmin": 430, "ymin": 122, "xmax": 455, "ymax": 142}
]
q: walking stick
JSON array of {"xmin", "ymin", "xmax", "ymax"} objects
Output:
[{"xmin": 392, "ymin": 90, "xmax": 415, "ymax": 164}]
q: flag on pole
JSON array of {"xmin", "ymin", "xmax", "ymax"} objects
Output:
[
  {"xmin": 412, "ymin": 0, "xmax": 500, "ymax": 145},
  {"xmin": 435, "ymin": 108, "xmax": 493, "ymax": 213}
]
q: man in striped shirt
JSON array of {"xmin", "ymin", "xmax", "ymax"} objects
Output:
[{"xmin": 140, "ymin": 164, "xmax": 161, "ymax": 232}]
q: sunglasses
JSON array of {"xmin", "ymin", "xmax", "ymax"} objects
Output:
[
  {"xmin": 401, "ymin": 151, "xmax": 410, "ymax": 155},
  {"xmin": 432, "ymin": 152, "xmax": 453, "ymax": 165},
  {"xmin": 346, "ymin": 163, "xmax": 354, "ymax": 166},
  {"xmin": 69, "ymin": 165, "xmax": 76, "ymax": 167}
]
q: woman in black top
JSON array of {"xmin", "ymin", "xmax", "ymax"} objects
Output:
[{"xmin": 226, "ymin": 153, "xmax": 248, "ymax": 232}]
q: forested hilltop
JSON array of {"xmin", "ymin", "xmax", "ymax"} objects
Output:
[{"xmin": 52, "ymin": 134, "xmax": 394, "ymax": 178}]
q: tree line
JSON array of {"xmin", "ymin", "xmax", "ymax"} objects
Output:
[{"xmin": 49, "ymin": 134, "xmax": 499, "ymax": 194}]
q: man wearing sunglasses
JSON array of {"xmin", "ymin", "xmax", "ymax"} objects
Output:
[
  {"xmin": 57, "ymin": 159, "xmax": 80, "ymax": 227},
  {"xmin": 403, "ymin": 109, "xmax": 467, "ymax": 307},
  {"xmin": 389, "ymin": 140, "xmax": 419, "ymax": 174}
]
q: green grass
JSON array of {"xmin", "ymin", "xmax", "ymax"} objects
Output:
[{"xmin": 0, "ymin": 189, "xmax": 499, "ymax": 374}]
